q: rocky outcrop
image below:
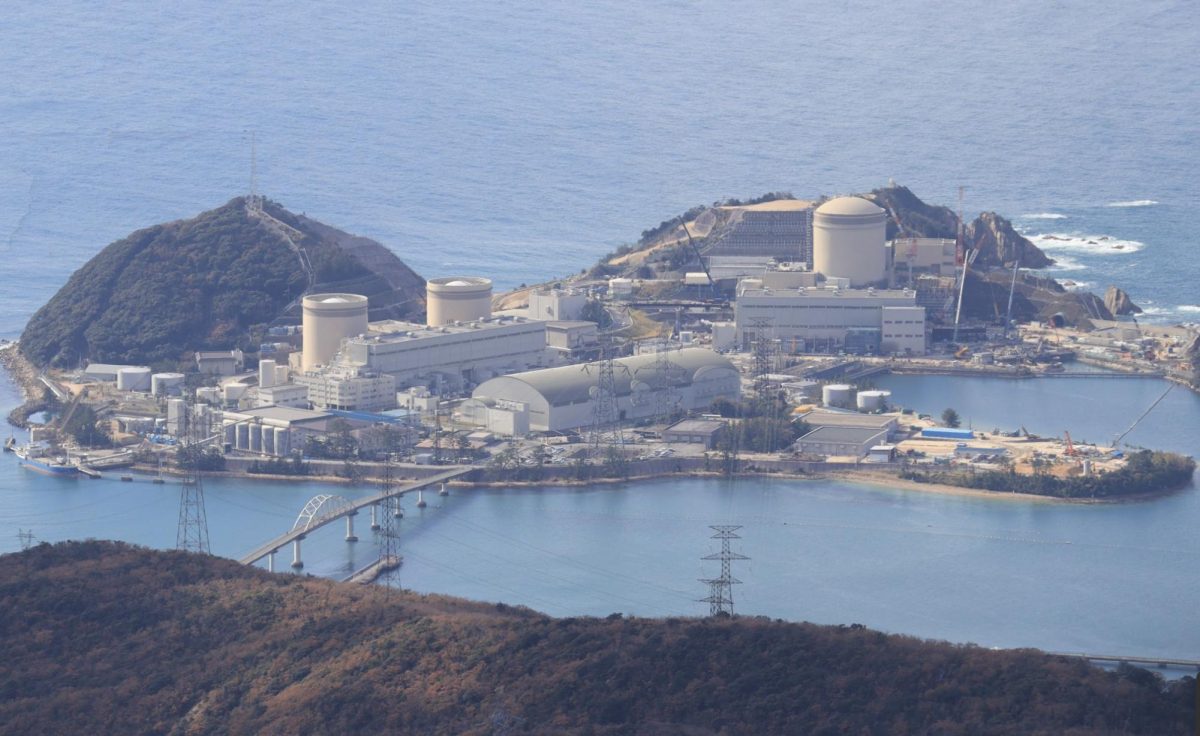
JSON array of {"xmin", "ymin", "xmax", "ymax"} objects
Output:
[
  {"xmin": 1104, "ymin": 286, "xmax": 1143, "ymax": 316},
  {"xmin": 865, "ymin": 185, "xmax": 959, "ymax": 240},
  {"xmin": 965, "ymin": 212, "xmax": 1054, "ymax": 269}
]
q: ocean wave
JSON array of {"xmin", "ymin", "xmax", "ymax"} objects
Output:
[
  {"xmin": 1046, "ymin": 254, "xmax": 1085, "ymax": 272},
  {"xmin": 1055, "ymin": 279, "xmax": 1094, "ymax": 292},
  {"xmin": 1027, "ymin": 232, "xmax": 1144, "ymax": 255},
  {"xmin": 1019, "ymin": 212, "xmax": 1067, "ymax": 220},
  {"xmin": 1177, "ymin": 305, "xmax": 1200, "ymax": 313},
  {"xmin": 1105, "ymin": 200, "xmax": 1158, "ymax": 208}
]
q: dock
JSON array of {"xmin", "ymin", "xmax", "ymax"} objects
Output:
[{"xmin": 343, "ymin": 555, "xmax": 402, "ymax": 585}]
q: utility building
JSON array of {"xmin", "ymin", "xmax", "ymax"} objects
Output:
[
  {"xmin": 735, "ymin": 282, "xmax": 926, "ymax": 355},
  {"xmin": 339, "ymin": 316, "xmax": 548, "ymax": 392},
  {"xmin": 465, "ymin": 348, "xmax": 740, "ymax": 433}
]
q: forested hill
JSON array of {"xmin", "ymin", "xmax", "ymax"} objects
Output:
[
  {"xmin": 20, "ymin": 198, "xmax": 426, "ymax": 368},
  {"xmin": 0, "ymin": 541, "xmax": 1192, "ymax": 735}
]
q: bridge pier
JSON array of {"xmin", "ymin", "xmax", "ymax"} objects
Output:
[
  {"xmin": 417, "ymin": 489, "xmax": 427, "ymax": 508},
  {"xmin": 439, "ymin": 482, "xmax": 448, "ymax": 497},
  {"xmin": 291, "ymin": 536, "xmax": 305, "ymax": 569},
  {"xmin": 369, "ymin": 503, "xmax": 380, "ymax": 530},
  {"xmin": 345, "ymin": 511, "xmax": 359, "ymax": 542},
  {"xmin": 267, "ymin": 549, "xmax": 276, "ymax": 573}
]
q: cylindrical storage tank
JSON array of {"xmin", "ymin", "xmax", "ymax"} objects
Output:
[
  {"xmin": 302, "ymin": 293, "xmax": 369, "ymax": 371},
  {"xmin": 117, "ymin": 366, "xmax": 152, "ymax": 392},
  {"xmin": 274, "ymin": 365, "xmax": 290, "ymax": 385},
  {"xmin": 151, "ymin": 372, "xmax": 185, "ymax": 397},
  {"xmin": 813, "ymin": 196, "xmax": 888, "ymax": 287},
  {"xmin": 856, "ymin": 389, "xmax": 891, "ymax": 412},
  {"xmin": 196, "ymin": 386, "xmax": 220, "ymax": 405},
  {"xmin": 822, "ymin": 383, "xmax": 854, "ymax": 408},
  {"xmin": 426, "ymin": 277, "xmax": 493, "ymax": 327},
  {"xmin": 223, "ymin": 382, "xmax": 249, "ymax": 403},
  {"xmin": 259, "ymin": 359, "xmax": 277, "ymax": 389}
]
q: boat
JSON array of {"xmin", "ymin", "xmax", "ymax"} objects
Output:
[
  {"xmin": 4, "ymin": 436, "xmax": 14, "ymax": 452},
  {"xmin": 14, "ymin": 443, "xmax": 79, "ymax": 476}
]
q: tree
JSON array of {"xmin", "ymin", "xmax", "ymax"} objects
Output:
[
  {"xmin": 580, "ymin": 300, "xmax": 614, "ymax": 329},
  {"xmin": 941, "ymin": 408, "xmax": 961, "ymax": 428}
]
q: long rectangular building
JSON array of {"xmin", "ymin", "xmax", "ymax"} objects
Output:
[
  {"xmin": 338, "ymin": 316, "xmax": 549, "ymax": 392},
  {"xmin": 735, "ymin": 282, "xmax": 926, "ymax": 355}
]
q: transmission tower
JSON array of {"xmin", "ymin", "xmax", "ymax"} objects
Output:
[
  {"xmin": 377, "ymin": 454, "xmax": 401, "ymax": 590},
  {"xmin": 176, "ymin": 396, "xmax": 211, "ymax": 555},
  {"xmin": 17, "ymin": 529, "xmax": 35, "ymax": 551},
  {"xmin": 584, "ymin": 349, "xmax": 628, "ymax": 458},
  {"xmin": 698, "ymin": 525, "xmax": 749, "ymax": 616},
  {"xmin": 651, "ymin": 343, "xmax": 684, "ymax": 425},
  {"xmin": 750, "ymin": 317, "xmax": 782, "ymax": 453}
]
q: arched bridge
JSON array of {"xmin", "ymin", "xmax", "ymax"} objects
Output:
[{"xmin": 238, "ymin": 466, "xmax": 472, "ymax": 567}]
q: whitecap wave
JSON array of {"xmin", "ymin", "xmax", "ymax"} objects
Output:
[
  {"xmin": 1027, "ymin": 232, "xmax": 1144, "ymax": 255},
  {"xmin": 1138, "ymin": 306, "xmax": 1169, "ymax": 316},
  {"xmin": 1177, "ymin": 305, "xmax": 1200, "ymax": 313},
  {"xmin": 1105, "ymin": 200, "xmax": 1158, "ymax": 208},
  {"xmin": 1055, "ymin": 279, "xmax": 1094, "ymax": 292},
  {"xmin": 1020, "ymin": 212, "xmax": 1067, "ymax": 220},
  {"xmin": 1046, "ymin": 254, "xmax": 1086, "ymax": 271}
]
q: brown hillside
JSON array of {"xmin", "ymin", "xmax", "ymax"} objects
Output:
[{"xmin": 0, "ymin": 542, "xmax": 1192, "ymax": 735}]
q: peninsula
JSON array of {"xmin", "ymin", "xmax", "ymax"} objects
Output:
[{"xmin": 4, "ymin": 186, "xmax": 1195, "ymax": 501}]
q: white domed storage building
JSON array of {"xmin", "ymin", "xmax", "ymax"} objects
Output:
[
  {"xmin": 466, "ymin": 348, "xmax": 740, "ymax": 433},
  {"xmin": 812, "ymin": 196, "xmax": 888, "ymax": 287}
]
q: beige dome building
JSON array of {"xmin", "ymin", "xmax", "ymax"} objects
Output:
[{"xmin": 812, "ymin": 196, "xmax": 888, "ymax": 286}]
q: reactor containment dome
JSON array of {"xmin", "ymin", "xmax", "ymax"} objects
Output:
[
  {"xmin": 812, "ymin": 196, "xmax": 887, "ymax": 287},
  {"xmin": 426, "ymin": 276, "xmax": 493, "ymax": 327},
  {"xmin": 302, "ymin": 293, "xmax": 370, "ymax": 372}
]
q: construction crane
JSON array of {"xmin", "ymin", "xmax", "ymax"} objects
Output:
[
  {"xmin": 1003, "ymin": 257, "xmax": 1020, "ymax": 338},
  {"xmin": 679, "ymin": 222, "xmax": 715, "ymax": 289},
  {"xmin": 1063, "ymin": 430, "xmax": 1078, "ymax": 457}
]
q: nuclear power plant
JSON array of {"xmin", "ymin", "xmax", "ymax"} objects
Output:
[
  {"xmin": 426, "ymin": 276, "xmax": 493, "ymax": 326},
  {"xmin": 301, "ymin": 293, "xmax": 369, "ymax": 371},
  {"xmin": 812, "ymin": 196, "xmax": 888, "ymax": 287}
]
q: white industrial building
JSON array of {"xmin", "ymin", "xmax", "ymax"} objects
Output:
[
  {"xmin": 338, "ymin": 316, "xmax": 548, "ymax": 392},
  {"xmin": 795, "ymin": 426, "xmax": 890, "ymax": 458},
  {"xmin": 220, "ymin": 406, "xmax": 335, "ymax": 456},
  {"xmin": 294, "ymin": 363, "xmax": 397, "ymax": 412},
  {"xmin": 812, "ymin": 196, "xmax": 888, "ymax": 287},
  {"xmin": 527, "ymin": 287, "xmax": 588, "ymax": 321},
  {"xmin": 889, "ymin": 237, "xmax": 958, "ymax": 283},
  {"xmin": 735, "ymin": 282, "xmax": 926, "ymax": 355},
  {"xmin": 463, "ymin": 347, "xmax": 740, "ymax": 433}
]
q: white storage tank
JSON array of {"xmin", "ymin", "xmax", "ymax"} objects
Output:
[
  {"xmin": 301, "ymin": 293, "xmax": 369, "ymax": 371},
  {"xmin": 223, "ymin": 382, "xmax": 249, "ymax": 403},
  {"xmin": 116, "ymin": 366, "xmax": 152, "ymax": 392},
  {"xmin": 426, "ymin": 276, "xmax": 492, "ymax": 327},
  {"xmin": 856, "ymin": 389, "xmax": 892, "ymax": 412},
  {"xmin": 166, "ymin": 398, "xmax": 186, "ymax": 436},
  {"xmin": 150, "ymin": 372, "xmax": 185, "ymax": 397},
  {"xmin": 822, "ymin": 383, "xmax": 855, "ymax": 408},
  {"xmin": 813, "ymin": 196, "xmax": 888, "ymax": 287},
  {"xmin": 274, "ymin": 364, "xmax": 290, "ymax": 385},
  {"xmin": 259, "ymin": 359, "xmax": 277, "ymax": 389},
  {"xmin": 196, "ymin": 386, "xmax": 221, "ymax": 405}
]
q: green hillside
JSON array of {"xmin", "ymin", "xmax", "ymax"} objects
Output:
[
  {"xmin": 20, "ymin": 198, "xmax": 425, "ymax": 368},
  {"xmin": 0, "ymin": 541, "xmax": 1191, "ymax": 735}
]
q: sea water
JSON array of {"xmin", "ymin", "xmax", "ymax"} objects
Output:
[
  {"xmin": 0, "ymin": 1, "xmax": 1197, "ymax": 336},
  {"xmin": 1, "ymin": 1, "xmax": 1199, "ymax": 659}
]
